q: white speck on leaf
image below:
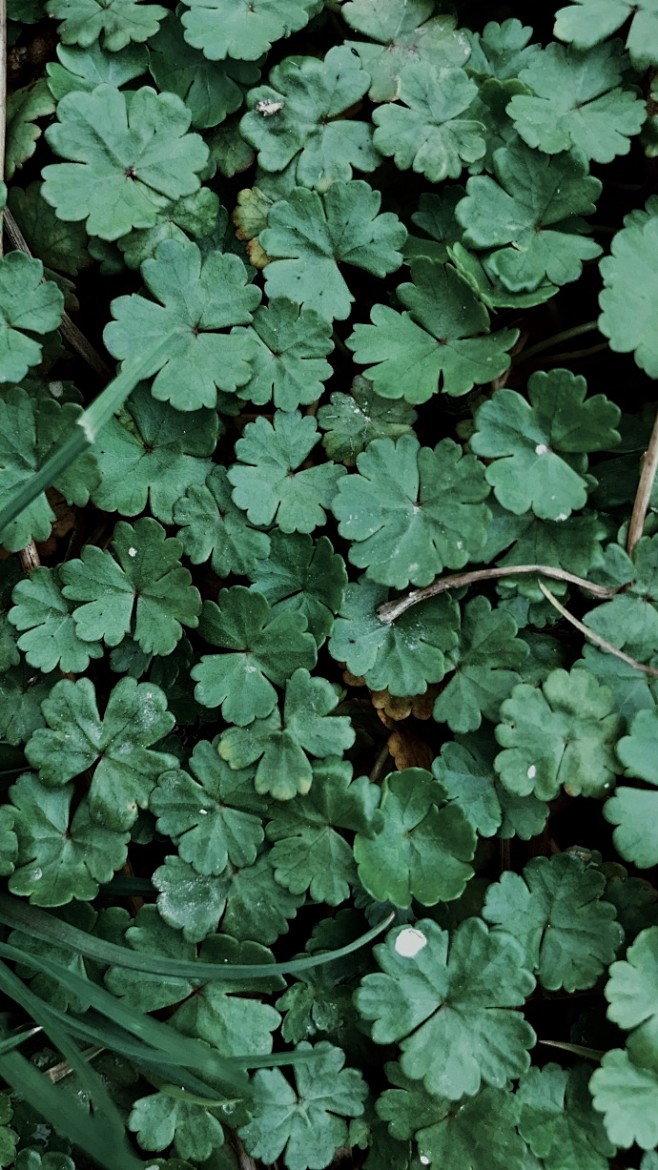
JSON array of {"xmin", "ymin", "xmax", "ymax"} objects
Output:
[
  {"xmin": 198, "ymin": 808, "xmax": 208, "ymax": 815},
  {"xmin": 395, "ymin": 927, "xmax": 427, "ymax": 958},
  {"xmin": 556, "ymin": 513, "xmax": 568, "ymax": 521},
  {"xmin": 527, "ymin": 764, "xmax": 537, "ymax": 780},
  {"xmin": 420, "ymin": 1158, "xmax": 431, "ymax": 1167},
  {"xmin": 256, "ymin": 99, "xmax": 284, "ymax": 116},
  {"xmin": 128, "ymin": 547, "xmax": 137, "ymax": 557},
  {"xmin": 535, "ymin": 443, "xmax": 550, "ymax": 455},
  {"xmin": 31, "ymin": 868, "xmax": 42, "ymax": 880}
]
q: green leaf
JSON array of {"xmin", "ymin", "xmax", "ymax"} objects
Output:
[
  {"xmin": 192, "ymin": 587, "xmax": 317, "ymax": 725},
  {"xmin": 241, "ymin": 46, "xmax": 377, "ymax": 190},
  {"xmin": 355, "ymin": 917, "xmax": 535, "ymax": 1098},
  {"xmin": 0, "ymin": 253, "xmax": 64, "ymax": 383},
  {"xmin": 58, "ymin": 517, "xmax": 200, "ymax": 656},
  {"xmin": 149, "ymin": 13, "xmax": 260, "ymax": 128},
  {"xmin": 180, "ymin": 0, "xmax": 318, "ymax": 62},
  {"xmin": 471, "ymin": 371, "xmax": 620, "ymax": 519},
  {"xmin": 456, "ymin": 141, "xmax": 602, "ymax": 291},
  {"xmin": 233, "ymin": 298, "xmax": 333, "ymax": 410},
  {"xmin": 116, "ymin": 187, "xmax": 221, "ymax": 269},
  {"xmin": 342, "ymin": 1, "xmax": 469, "ymax": 103},
  {"xmin": 555, "ymin": 0, "xmax": 658, "ymax": 69},
  {"xmin": 589, "ymin": 1048, "xmax": 658, "ymax": 1149},
  {"xmin": 599, "ymin": 208, "xmax": 658, "ymax": 376},
  {"xmin": 317, "ymin": 377, "xmax": 417, "ymax": 466},
  {"xmin": 24, "ymin": 676, "xmax": 177, "ymax": 831},
  {"xmin": 517, "ymin": 1063, "xmax": 615, "ymax": 1170},
  {"xmin": 372, "ymin": 63, "xmax": 484, "ymax": 181},
  {"xmin": 0, "ymin": 665, "xmax": 52, "ymax": 747},
  {"xmin": 332, "ymin": 434, "xmax": 490, "ymax": 590},
  {"xmin": 260, "ymin": 181, "xmax": 407, "ymax": 322},
  {"xmin": 150, "ymin": 742, "xmax": 265, "ymax": 876},
  {"xmin": 466, "ymin": 18, "xmax": 541, "ymax": 80},
  {"xmin": 46, "ymin": 41, "xmax": 147, "ymax": 98},
  {"xmin": 8, "ymin": 567, "xmax": 103, "ymax": 674},
  {"xmin": 267, "ymin": 757, "xmax": 380, "ymax": 905},
  {"xmin": 6, "ymin": 80, "xmax": 55, "ymax": 179},
  {"xmin": 238, "ymin": 1042, "xmax": 368, "ymax": 1170},
  {"xmin": 42, "ymin": 85, "xmax": 209, "ymax": 240},
  {"xmin": 354, "ymin": 769, "xmax": 475, "ymax": 908},
  {"xmin": 483, "ymin": 853, "xmax": 622, "ymax": 991},
  {"xmin": 174, "ymin": 466, "xmax": 271, "ymax": 578},
  {"xmin": 219, "ymin": 668, "xmax": 355, "ymax": 800},
  {"xmin": 248, "ymin": 531, "xmax": 347, "ymax": 647},
  {"xmin": 601, "ymin": 926, "xmax": 658, "ymax": 1071},
  {"xmin": 494, "ymin": 510, "xmax": 606, "ymax": 600},
  {"xmin": 0, "ymin": 387, "xmax": 98, "ymax": 552},
  {"xmin": 328, "ymin": 577, "xmax": 459, "ymax": 696},
  {"xmin": 228, "ymin": 411, "xmax": 346, "ymax": 534},
  {"xmin": 378, "ymin": 1069, "xmax": 527, "ymax": 1170},
  {"xmin": 494, "ymin": 667, "xmax": 622, "ymax": 800},
  {"xmin": 153, "ymin": 853, "xmax": 303, "ymax": 944},
  {"xmin": 128, "ymin": 1092, "xmax": 226, "ymax": 1161},
  {"xmin": 508, "ymin": 41, "xmax": 645, "ymax": 163},
  {"xmin": 47, "ymin": 0, "xmax": 166, "ymax": 49},
  {"xmin": 347, "ymin": 259, "xmax": 518, "ymax": 402},
  {"xmin": 9, "ymin": 774, "xmax": 129, "ymax": 906},
  {"xmin": 104, "ymin": 237, "xmax": 260, "ymax": 408},
  {"xmin": 91, "ymin": 385, "xmax": 217, "ymax": 521},
  {"xmin": 8, "ymin": 183, "xmax": 92, "ymax": 277},
  {"xmin": 433, "ymin": 732, "xmax": 549, "ymax": 840},
  {"xmin": 433, "ymin": 596, "xmax": 528, "ymax": 732},
  {"xmin": 606, "ymin": 708, "xmax": 658, "ymax": 867}
]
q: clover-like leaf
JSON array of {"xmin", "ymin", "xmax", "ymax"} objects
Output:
[
  {"xmin": 149, "ymin": 13, "xmax": 260, "ymax": 128},
  {"xmin": 238, "ymin": 1042, "xmax": 368, "ymax": 1170},
  {"xmin": 115, "ymin": 186, "xmax": 221, "ymax": 269},
  {"xmin": 508, "ymin": 41, "xmax": 645, "ymax": 163},
  {"xmin": 0, "ymin": 387, "xmax": 99, "ymax": 553},
  {"xmin": 603, "ymin": 926, "xmax": 658, "ymax": 1069},
  {"xmin": 354, "ymin": 769, "xmax": 475, "ymax": 908},
  {"xmin": 25, "ymin": 676, "xmax": 177, "ymax": 831},
  {"xmin": 0, "ymin": 665, "xmax": 52, "ymax": 747},
  {"xmin": 174, "ymin": 465, "xmax": 271, "ymax": 579},
  {"xmin": 46, "ymin": 41, "xmax": 147, "ymax": 99},
  {"xmin": 342, "ymin": 0, "xmax": 469, "ymax": 102},
  {"xmin": 606, "ymin": 708, "xmax": 658, "ymax": 867},
  {"xmin": 241, "ymin": 46, "xmax": 377, "ymax": 190},
  {"xmin": 8, "ymin": 567, "xmax": 103, "ymax": 674},
  {"xmin": 248, "ymin": 531, "xmax": 346, "ymax": 647},
  {"xmin": 104, "ymin": 236, "xmax": 260, "ymax": 408},
  {"xmin": 518, "ymin": 1063, "xmax": 615, "ymax": 1170},
  {"xmin": 91, "ymin": 385, "xmax": 218, "ymax": 521},
  {"xmin": 493, "ymin": 509, "xmax": 606, "ymax": 599},
  {"xmin": 584, "ymin": 535, "xmax": 658, "ymax": 660},
  {"xmin": 483, "ymin": 852, "xmax": 622, "ymax": 991},
  {"xmin": 8, "ymin": 182, "xmax": 92, "ymax": 277},
  {"xmin": 554, "ymin": 0, "xmax": 658, "ymax": 69},
  {"xmin": 128, "ymin": 1092, "xmax": 225, "ymax": 1161},
  {"xmin": 192, "ymin": 587, "xmax": 317, "ymax": 725},
  {"xmin": 8, "ymin": 773, "xmax": 129, "ymax": 906},
  {"xmin": 153, "ymin": 853, "xmax": 303, "ymax": 943},
  {"xmin": 233, "ymin": 298, "xmax": 333, "ymax": 409},
  {"xmin": 266, "ymin": 757, "xmax": 380, "ymax": 905},
  {"xmin": 471, "ymin": 370, "xmax": 620, "ymax": 519},
  {"xmin": 347, "ymin": 258, "xmax": 518, "ymax": 401},
  {"xmin": 6, "ymin": 80, "xmax": 55, "ymax": 180},
  {"xmin": 599, "ymin": 208, "xmax": 658, "ymax": 377},
  {"xmin": 181, "ymin": 0, "xmax": 318, "ymax": 62},
  {"xmin": 150, "ymin": 741, "xmax": 264, "ymax": 876},
  {"xmin": 433, "ymin": 596, "xmax": 528, "ymax": 732},
  {"xmin": 494, "ymin": 667, "xmax": 622, "ymax": 801},
  {"xmin": 46, "ymin": 0, "xmax": 166, "ymax": 50},
  {"xmin": 317, "ymin": 377, "xmax": 417, "ymax": 466},
  {"xmin": 456, "ymin": 140, "xmax": 602, "ymax": 291},
  {"xmin": 219, "ymin": 668, "xmax": 355, "ymax": 800},
  {"xmin": 590, "ymin": 1048, "xmax": 658, "ymax": 1150},
  {"xmin": 356, "ymin": 917, "xmax": 535, "ymax": 1099},
  {"xmin": 372, "ymin": 62, "xmax": 484, "ymax": 181},
  {"xmin": 332, "ymin": 434, "xmax": 490, "ymax": 590},
  {"xmin": 260, "ymin": 181, "xmax": 406, "ymax": 322},
  {"xmin": 228, "ymin": 411, "xmax": 345, "ymax": 534},
  {"xmin": 378, "ymin": 1069, "xmax": 527, "ymax": 1170},
  {"xmin": 0, "ymin": 252, "xmax": 64, "ymax": 383},
  {"xmin": 433, "ymin": 732, "xmax": 549, "ymax": 840},
  {"xmin": 60, "ymin": 517, "xmax": 201, "ymax": 656},
  {"xmin": 328, "ymin": 577, "xmax": 459, "ymax": 696},
  {"xmin": 42, "ymin": 85, "xmax": 209, "ymax": 240},
  {"xmin": 466, "ymin": 18, "xmax": 541, "ymax": 80}
]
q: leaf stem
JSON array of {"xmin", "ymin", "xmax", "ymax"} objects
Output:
[
  {"xmin": 377, "ymin": 564, "xmax": 618, "ymax": 624},
  {"xmin": 515, "ymin": 320, "xmax": 600, "ymax": 364},
  {"xmin": 538, "ymin": 581, "xmax": 658, "ymax": 676},
  {"xmin": 627, "ymin": 405, "xmax": 658, "ymax": 557}
]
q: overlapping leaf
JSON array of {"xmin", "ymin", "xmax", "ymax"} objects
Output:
[{"xmin": 174, "ymin": 465, "xmax": 271, "ymax": 578}]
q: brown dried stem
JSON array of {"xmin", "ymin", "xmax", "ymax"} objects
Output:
[
  {"xmin": 538, "ymin": 581, "xmax": 658, "ymax": 676},
  {"xmin": 627, "ymin": 405, "xmax": 658, "ymax": 557}
]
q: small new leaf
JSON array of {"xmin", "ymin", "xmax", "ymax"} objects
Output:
[
  {"xmin": 248, "ymin": 531, "xmax": 347, "ymax": 647},
  {"xmin": 9, "ymin": 567, "xmax": 103, "ymax": 674},
  {"xmin": 174, "ymin": 466, "xmax": 271, "ymax": 578},
  {"xmin": 233, "ymin": 298, "xmax": 334, "ymax": 410},
  {"xmin": 317, "ymin": 377, "xmax": 417, "ymax": 466}
]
